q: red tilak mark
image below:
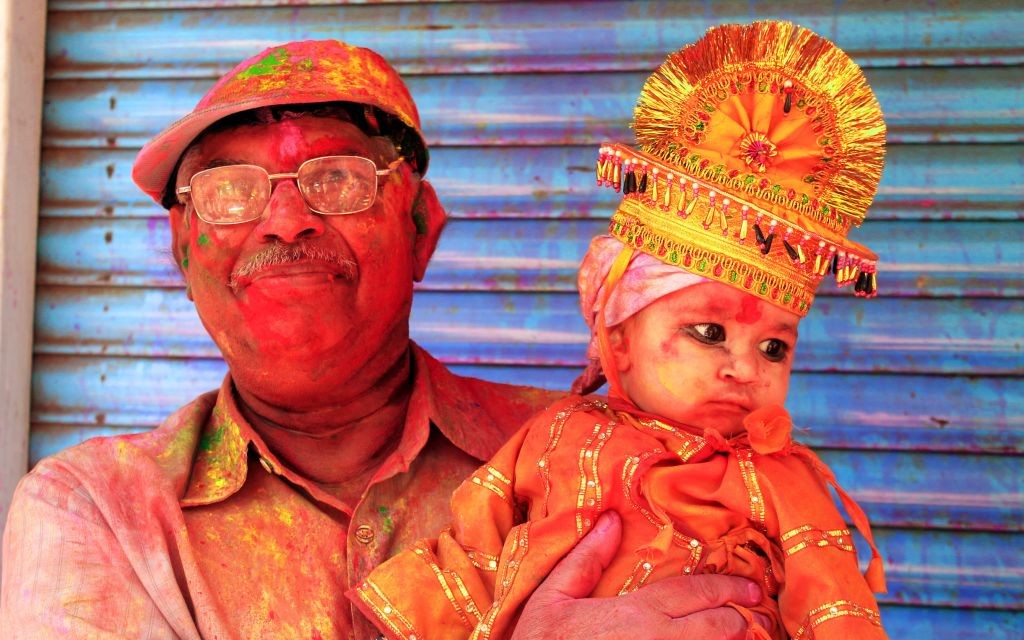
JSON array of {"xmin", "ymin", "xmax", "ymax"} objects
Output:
[{"xmin": 735, "ymin": 296, "xmax": 763, "ymax": 324}]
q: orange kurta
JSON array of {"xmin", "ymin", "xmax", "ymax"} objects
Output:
[{"xmin": 353, "ymin": 396, "xmax": 887, "ymax": 640}]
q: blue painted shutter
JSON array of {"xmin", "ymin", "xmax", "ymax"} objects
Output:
[{"xmin": 37, "ymin": 1, "xmax": 1022, "ymax": 636}]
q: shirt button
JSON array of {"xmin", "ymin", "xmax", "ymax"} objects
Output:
[{"xmin": 354, "ymin": 524, "xmax": 375, "ymax": 544}]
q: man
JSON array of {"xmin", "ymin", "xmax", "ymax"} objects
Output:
[{"xmin": 1, "ymin": 40, "xmax": 762, "ymax": 638}]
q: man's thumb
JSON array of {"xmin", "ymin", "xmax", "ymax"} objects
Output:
[{"xmin": 534, "ymin": 511, "xmax": 622, "ymax": 601}]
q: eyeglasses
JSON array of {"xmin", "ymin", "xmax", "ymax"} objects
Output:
[{"xmin": 176, "ymin": 155, "xmax": 404, "ymax": 224}]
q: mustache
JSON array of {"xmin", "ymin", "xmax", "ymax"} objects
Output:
[{"xmin": 229, "ymin": 242, "xmax": 357, "ymax": 291}]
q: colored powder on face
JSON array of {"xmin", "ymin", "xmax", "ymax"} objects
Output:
[
  {"xmin": 237, "ymin": 49, "xmax": 288, "ymax": 80},
  {"xmin": 197, "ymin": 233, "xmax": 211, "ymax": 246},
  {"xmin": 735, "ymin": 295, "xmax": 763, "ymax": 324}
]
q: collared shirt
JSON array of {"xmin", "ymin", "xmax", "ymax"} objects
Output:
[{"xmin": 0, "ymin": 344, "xmax": 558, "ymax": 639}]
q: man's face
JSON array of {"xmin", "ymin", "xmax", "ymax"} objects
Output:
[
  {"xmin": 611, "ymin": 281, "xmax": 799, "ymax": 436},
  {"xmin": 170, "ymin": 114, "xmax": 432, "ymax": 408}
]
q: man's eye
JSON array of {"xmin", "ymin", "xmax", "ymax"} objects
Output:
[
  {"xmin": 688, "ymin": 323, "xmax": 725, "ymax": 343},
  {"xmin": 759, "ymin": 338, "xmax": 790, "ymax": 362}
]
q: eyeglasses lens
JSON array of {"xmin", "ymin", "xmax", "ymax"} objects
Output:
[
  {"xmin": 191, "ymin": 166, "xmax": 270, "ymax": 224},
  {"xmin": 298, "ymin": 156, "xmax": 378, "ymax": 215}
]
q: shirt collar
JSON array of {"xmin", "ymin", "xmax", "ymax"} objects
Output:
[{"xmin": 181, "ymin": 342, "xmax": 524, "ymax": 507}]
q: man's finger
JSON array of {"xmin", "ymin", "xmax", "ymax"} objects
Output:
[
  {"xmin": 532, "ymin": 511, "xmax": 622, "ymax": 601},
  {"xmin": 665, "ymin": 607, "xmax": 752, "ymax": 640},
  {"xmin": 620, "ymin": 574, "xmax": 762, "ymax": 618}
]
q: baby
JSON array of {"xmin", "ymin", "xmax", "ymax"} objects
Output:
[{"xmin": 351, "ymin": 21, "xmax": 888, "ymax": 640}]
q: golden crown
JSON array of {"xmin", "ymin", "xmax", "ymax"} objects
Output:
[{"xmin": 596, "ymin": 21, "xmax": 886, "ymax": 316}]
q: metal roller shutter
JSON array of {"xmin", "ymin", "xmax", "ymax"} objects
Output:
[{"xmin": 34, "ymin": 1, "xmax": 1023, "ymax": 636}]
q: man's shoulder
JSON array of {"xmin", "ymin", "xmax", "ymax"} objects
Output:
[
  {"xmin": 453, "ymin": 374, "xmax": 564, "ymax": 421},
  {"xmin": 29, "ymin": 390, "xmax": 219, "ymax": 495},
  {"xmin": 413, "ymin": 344, "xmax": 564, "ymax": 458}
]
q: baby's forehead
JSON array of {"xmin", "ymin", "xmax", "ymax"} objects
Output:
[{"xmin": 647, "ymin": 284, "xmax": 801, "ymax": 331}]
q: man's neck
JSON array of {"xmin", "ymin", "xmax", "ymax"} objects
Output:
[{"xmin": 232, "ymin": 347, "xmax": 414, "ymax": 501}]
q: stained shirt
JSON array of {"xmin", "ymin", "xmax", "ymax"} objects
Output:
[
  {"xmin": 0, "ymin": 344, "xmax": 559, "ymax": 639},
  {"xmin": 354, "ymin": 396, "xmax": 888, "ymax": 640}
]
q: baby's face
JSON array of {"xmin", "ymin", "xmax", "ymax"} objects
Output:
[{"xmin": 610, "ymin": 281, "xmax": 800, "ymax": 436}]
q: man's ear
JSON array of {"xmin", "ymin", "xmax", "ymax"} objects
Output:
[
  {"xmin": 606, "ymin": 323, "xmax": 632, "ymax": 374},
  {"xmin": 167, "ymin": 203, "xmax": 194, "ymax": 299},
  {"xmin": 410, "ymin": 179, "xmax": 447, "ymax": 282}
]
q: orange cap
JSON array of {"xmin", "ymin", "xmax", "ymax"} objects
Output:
[{"xmin": 132, "ymin": 40, "xmax": 428, "ymax": 206}]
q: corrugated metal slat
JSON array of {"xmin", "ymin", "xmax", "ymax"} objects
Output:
[
  {"xmin": 39, "ymin": 145, "xmax": 1024, "ymax": 221},
  {"xmin": 33, "ymin": 0, "xmax": 1024, "ymax": 635},
  {"xmin": 44, "ymin": 1, "xmax": 1024, "ymax": 77},
  {"xmin": 31, "ymin": 356, "xmax": 1023, "ymax": 454},
  {"xmin": 32, "ymin": 286, "xmax": 1024, "ymax": 374},
  {"xmin": 35, "ymin": 217, "xmax": 1024, "ymax": 297},
  {"xmin": 42, "ymin": 66, "xmax": 1024, "ymax": 148}
]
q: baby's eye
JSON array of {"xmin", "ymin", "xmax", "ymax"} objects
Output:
[
  {"xmin": 759, "ymin": 338, "xmax": 790, "ymax": 362},
  {"xmin": 688, "ymin": 323, "xmax": 726, "ymax": 344}
]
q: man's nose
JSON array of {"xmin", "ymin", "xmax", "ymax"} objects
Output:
[{"xmin": 254, "ymin": 179, "xmax": 326, "ymax": 243}]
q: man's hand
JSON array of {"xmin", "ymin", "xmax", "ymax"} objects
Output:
[{"xmin": 510, "ymin": 511, "xmax": 764, "ymax": 640}]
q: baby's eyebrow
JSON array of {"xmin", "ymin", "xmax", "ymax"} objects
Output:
[{"xmin": 771, "ymin": 322, "xmax": 800, "ymax": 338}]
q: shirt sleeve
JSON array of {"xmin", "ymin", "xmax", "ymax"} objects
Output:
[
  {"xmin": 0, "ymin": 458, "xmax": 197, "ymax": 640},
  {"xmin": 756, "ymin": 449, "xmax": 889, "ymax": 640}
]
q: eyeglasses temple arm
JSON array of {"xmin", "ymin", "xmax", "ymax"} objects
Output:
[{"xmin": 377, "ymin": 156, "xmax": 406, "ymax": 176}]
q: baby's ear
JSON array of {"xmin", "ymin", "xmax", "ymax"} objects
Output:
[{"xmin": 606, "ymin": 324, "xmax": 632, "ymax": 373}]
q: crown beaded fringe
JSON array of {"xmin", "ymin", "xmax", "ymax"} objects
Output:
[{"xmin": 596, "ymin": 144, "xmax": 878, "ymax": 297}]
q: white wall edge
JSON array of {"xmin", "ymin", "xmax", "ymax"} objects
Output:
[{"xmin": 0, "ymin": 0, "xmax": 47, "ymax": 576}]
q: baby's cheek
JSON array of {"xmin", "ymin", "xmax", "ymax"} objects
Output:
[
  {"xmin": 657, "ymin": 335, "xmax": 680, "ymax": 358},
  {"xmin": 757, "ymin": 362, "xmax": 792, "ymax": 402},
  {"xmin": 650, "ymin": 359, "xmax": 701, "ymax": 401}
]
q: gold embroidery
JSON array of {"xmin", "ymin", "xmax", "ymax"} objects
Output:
[
  {"xmin": 792, "ymin": 600, "xmax": 883, "ymax": 639},
  {"xmin": 473, "ymin": 525, "xmax": 532, "ymax": 640},
  {"xmin": 576, "ymin": 419, "xmax": 616, "ymax": 536},
  {"xmin": 637, "ymin": 418, "xmax": 708, "ymax": 462},
  {"xmin": 467, "ymin": 548, "xmax": 499, "ymax": 572},
  {"xmin": 484, "ymin": 464, "xmax": 511, "ymax": 486},
  {"xmin": 354, "ymin": 579, "xmax": 421, "ymax": 640},
  {"xmin": 539, "ymin": 400, "xmax": 606, "ymax": 513},
  {"xmin": 618, "ymin": 557, "xmax": 656, "ymax": 594},
  {"xmin": 621, "ymin": 449, "xmax": 665, "ymax": 528},
  {"xmin": 675, "ymin": 533, "xmax": 703, "ymax": 574},
  {"xmin": 620, "ymin": 449, "xmax": 703, "ymax": 573},
  {"xmin": 412, "ymin": 545, "xmax": 482, "ymax": 629},
  {"xmin": 470, "ymin": 465, "xmax": 511, "ymax": 502},
  {"xmin": 738, "ymin": 450, "xmax": 766, "ymax": 530},
  {"xmin": 782, "ymin": 525, "xmax": 855, "ymax": 556}
]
